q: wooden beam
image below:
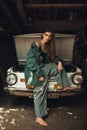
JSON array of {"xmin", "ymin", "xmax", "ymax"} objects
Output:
[
  {"xmin": 16, "ymin": 0, "xmax": 32, "ymax": 32},
  {"xmin": 25, "ymin": 4, "xmax": 87, "ymax": 9},
  {"xmin": 0, "ymin": 0, "xmax": 21, "ymax": 33},
  {"xmin": 34, "ymin": 20, "xmax": 87, "ymax": 32}
]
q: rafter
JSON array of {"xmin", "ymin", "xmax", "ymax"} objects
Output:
[
  {"xmin": 16, "ymin": 0, "xmax": 32, "ymax": 32},
  {"xmin": 25, "ymin": 4, "xmax": 87, "ymax": 9},
  {"xmin": 0, "ymin": 0, "xmax": 21, "ymax": 33}
]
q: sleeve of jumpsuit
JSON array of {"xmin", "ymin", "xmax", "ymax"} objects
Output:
[{"xmin": 26, "ymin": 47, "xmax": 45, "ymax": 79}]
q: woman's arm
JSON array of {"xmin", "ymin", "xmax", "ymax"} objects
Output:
[{"xmin": 26, "ymin": 48, "xmax": 45, "ymax": 79}]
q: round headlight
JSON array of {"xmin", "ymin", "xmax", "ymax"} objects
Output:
[
  {"xmin": 71, "ymin": 73, "xmax": 83, "ymax": 85},
  {"xmin": 6, "ymin": 73, "xmax": 17, "ymax": 85}
]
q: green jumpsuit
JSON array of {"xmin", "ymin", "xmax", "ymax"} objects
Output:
[{"xmin": 24, "ymin": 42, "xmax": 70, "ymax": 117}]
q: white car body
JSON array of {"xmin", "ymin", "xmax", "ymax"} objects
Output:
[{"xmin": 5, "ymin": 61, "xmax": 83, "ymax": 99}]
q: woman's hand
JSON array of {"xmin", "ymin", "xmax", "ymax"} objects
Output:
[
  {"xmin": 58, "ymin": 61, "xmax": 63, "ymax": 71},
  {"xmin": 39, "ymin": 76, "xmax": 45, "ymax": 81}
]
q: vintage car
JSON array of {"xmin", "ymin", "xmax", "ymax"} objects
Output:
[{"xmin": 4, "ymin": 33, "xmax": 83, "ymax": 104}]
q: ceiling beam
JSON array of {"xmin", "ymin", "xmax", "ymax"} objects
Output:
[
  {"xmin": 16, "ymin": 0, "xmax": 32, "ymax": 32},
  {"xmin": 34, "ymin": 20, "xmax": 87, "ymax": 33},
  {"xmin": 0, "ymin": 0, "xmax": 21, "ymax": 33},
  {"xmin": 25, "ymin": 4, "xmax": 87, "ymax": 9}
]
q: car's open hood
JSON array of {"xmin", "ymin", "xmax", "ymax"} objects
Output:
[{"xmin": 13, "ymin": 33, "xmax": 75, "ymax": 64}]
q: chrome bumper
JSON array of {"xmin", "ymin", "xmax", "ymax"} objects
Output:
[{"xmin": 7, "ymin": 89, "xmax": 81, "ymax": 99}]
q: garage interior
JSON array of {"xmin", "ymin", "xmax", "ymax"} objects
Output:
[{"xmin": 0, "ymin": 0, "xmax": 87, "ymax": 92}]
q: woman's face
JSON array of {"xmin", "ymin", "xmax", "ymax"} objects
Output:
[{"xmin": 42, "ymin": 32, "xmax": 52, "ymax": 43}]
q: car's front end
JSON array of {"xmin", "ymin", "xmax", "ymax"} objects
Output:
[{"xmin": 5, "ymin": 61, "xmax": 83, "ymax": 101}]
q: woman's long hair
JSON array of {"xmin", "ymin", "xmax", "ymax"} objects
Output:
[{"xmin": 41, "ymin": 29, "xmax": 55, "ymax": 61}]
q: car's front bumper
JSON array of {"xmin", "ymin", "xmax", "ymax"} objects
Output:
[{"xmin": 5, "ymin": 88, "xmax": 81, "ymax": 99}]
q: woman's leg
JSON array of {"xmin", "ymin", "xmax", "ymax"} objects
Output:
[
  {"xmin": 33, "ymin": 64, "xmax": 54, "ymax": 126},
  {"xmin": 33, "ymin": 85, "xmax": 48, "ymax": 126},
  {"xmin": 49, "ymin": 63, "xmax": 71, "ymax": 89},
  {"xmin": 55, "ymin": 70, "xmax": 71, "ymax": 88}
]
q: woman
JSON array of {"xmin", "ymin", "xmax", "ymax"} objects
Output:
[{"xmin": 24, "ymin": 29, "xmax": 72, "ymax": 126}]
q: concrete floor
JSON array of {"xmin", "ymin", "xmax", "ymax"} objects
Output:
[{"xmin": 0, "ymin": 91, "xmax": 87, "ymax": 130}]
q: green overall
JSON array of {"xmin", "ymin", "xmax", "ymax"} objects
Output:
[{"xmin": 24, "ymin": 42, "xmax": 70, "ymax": 117}]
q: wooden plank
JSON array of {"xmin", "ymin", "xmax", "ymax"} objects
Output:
[
  {"xmin": 25, "ymin": 4, "xmax": 87, "ymax": 9},
  {"xmin": 34, "ymin": 20, "xmax": 87, "ymax": 32},
  {"xmin": 16, "ymin": 0, "xmax": 29, "ymax": 32}
]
